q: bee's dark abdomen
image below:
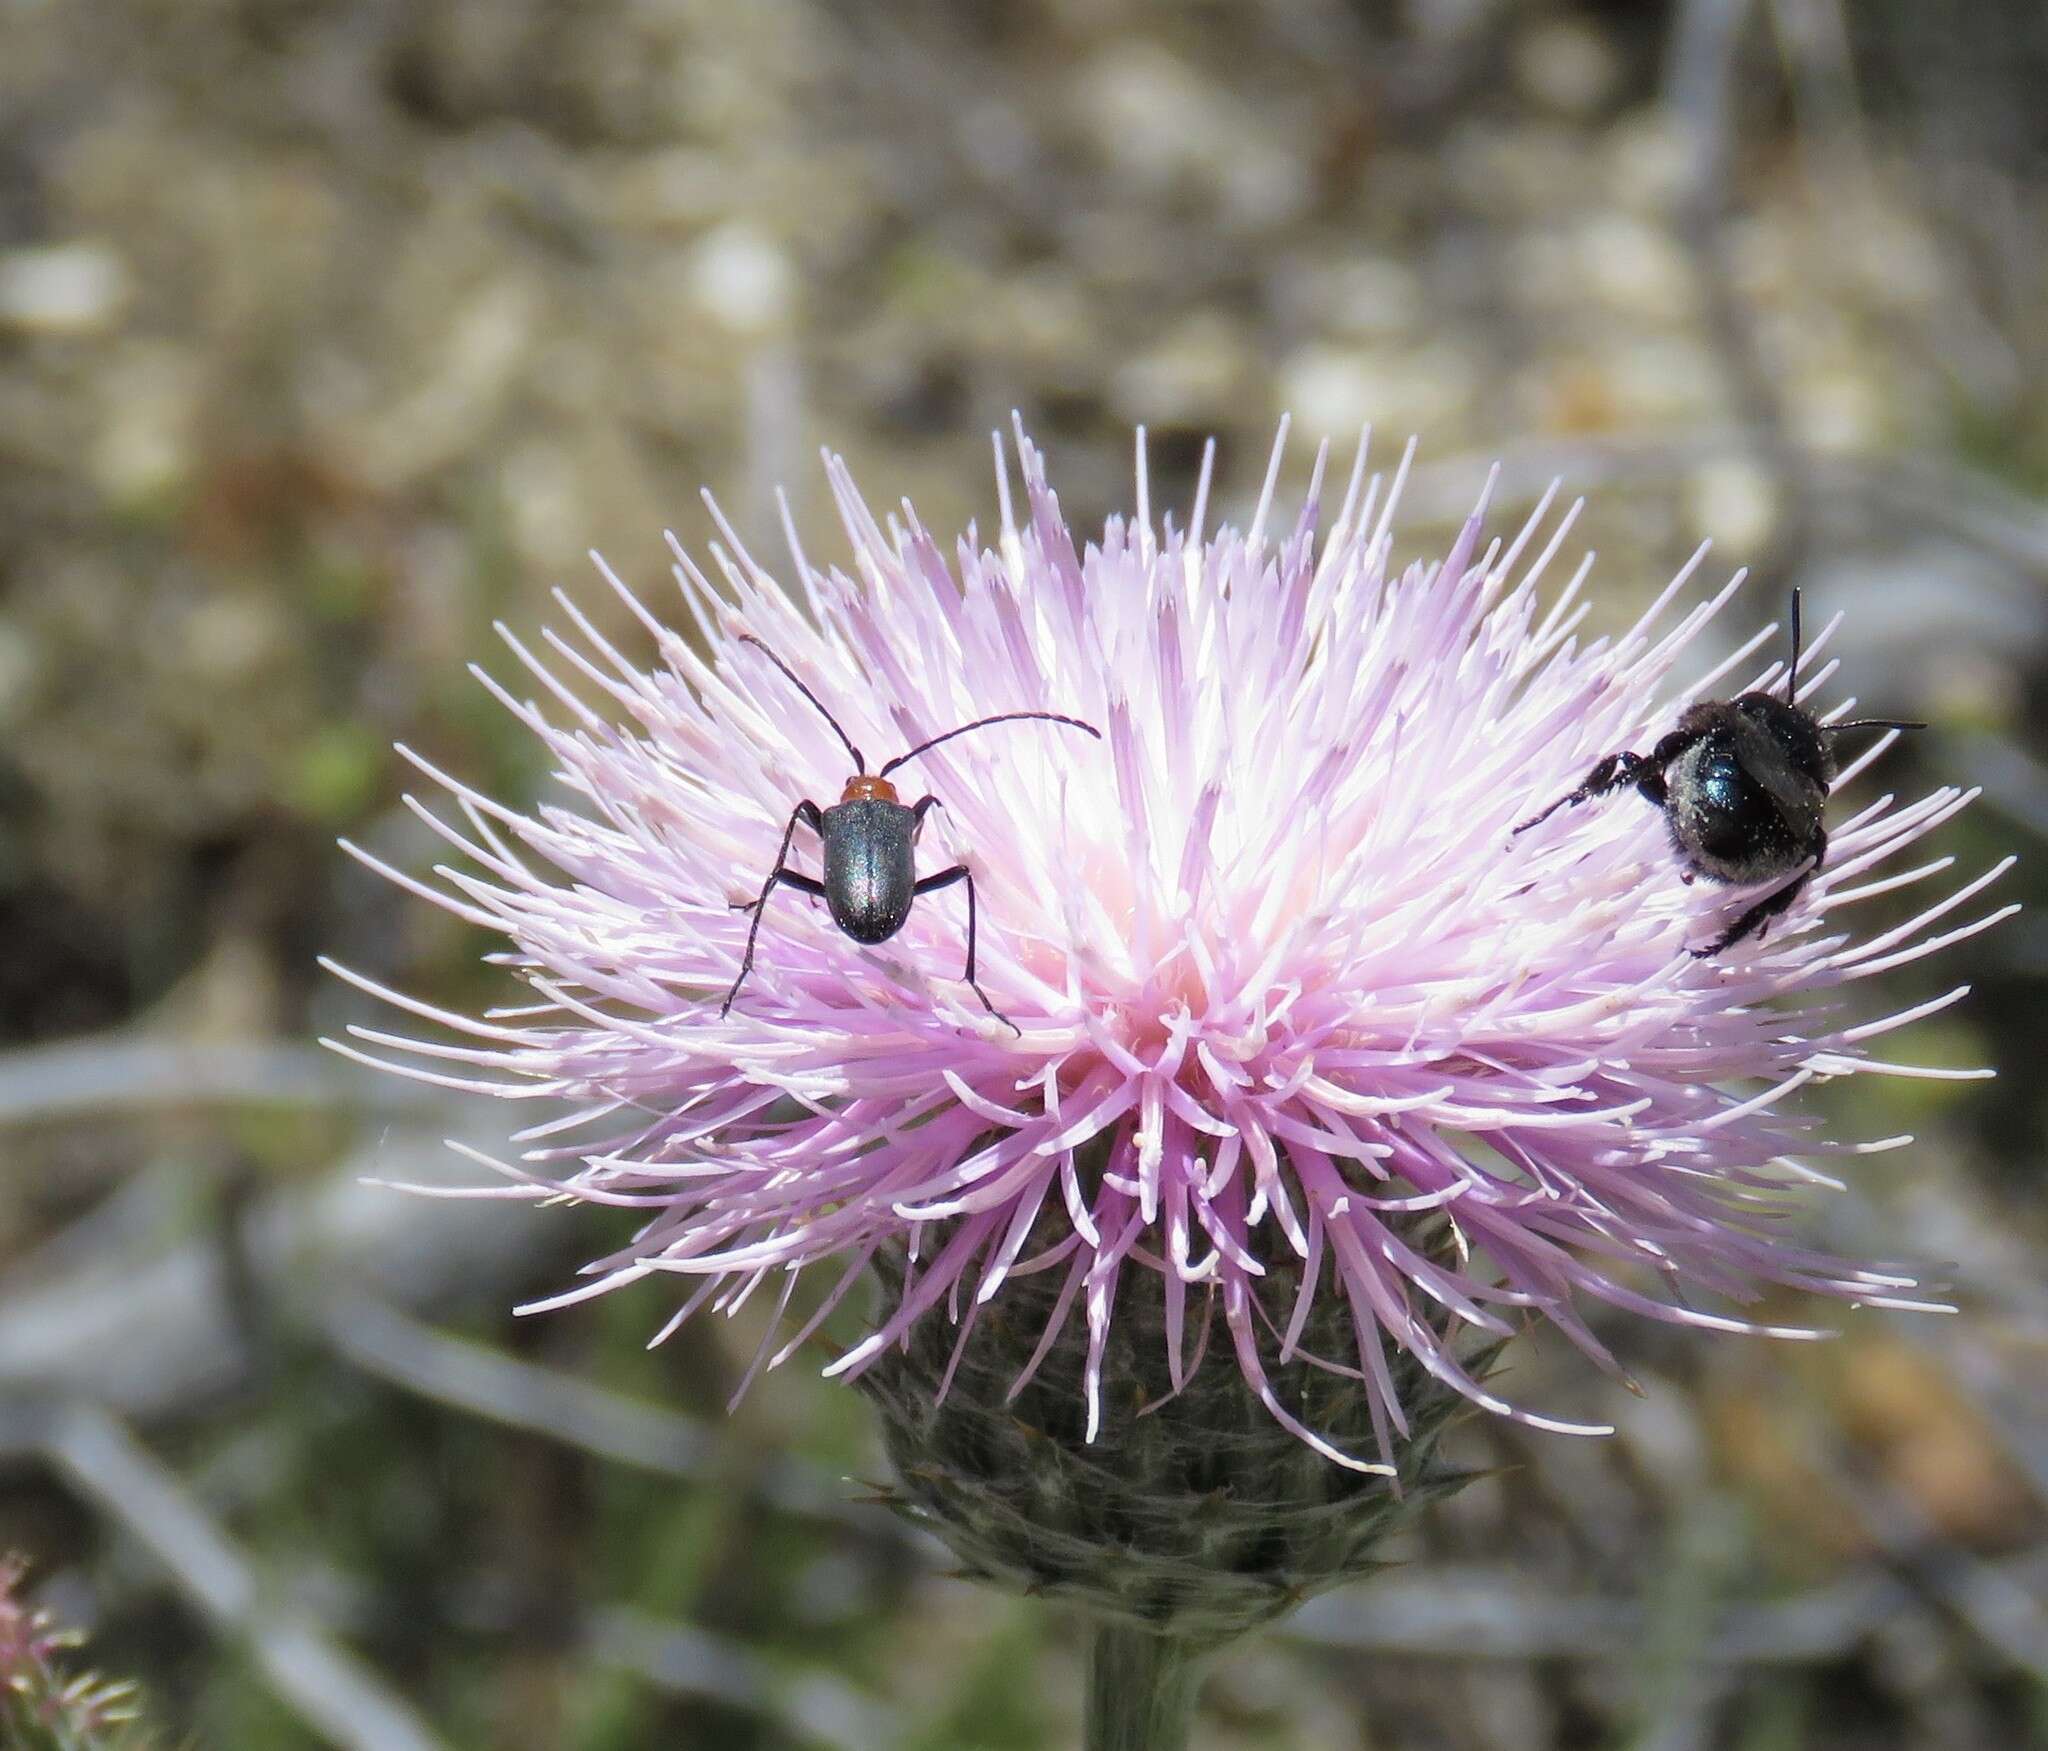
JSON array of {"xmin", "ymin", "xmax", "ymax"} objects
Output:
[
  {"xmin": 1667, "ymin": 734, "xmax": 1810, "ymax": 885},
  {"xmin": 1689, "ymin": 744, "xmax": 1756, "ymax": 853},
  {"xmin": 820, "ymin": 799, "xmax": 917, "ymax": 943}
]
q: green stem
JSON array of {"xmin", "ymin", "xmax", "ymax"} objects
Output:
[{"xmin": 1084, "ymin": 1622, "xmax": 1203, "ymax": 1751}]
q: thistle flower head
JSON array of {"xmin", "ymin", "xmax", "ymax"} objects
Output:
[
  {"xmin": 332, "ymin": 422, "xmax": 2009, "ymax": 1484},
  {"xmin": 0, "ymin": 1558, "xmax": 142, "ymax": 1748}
]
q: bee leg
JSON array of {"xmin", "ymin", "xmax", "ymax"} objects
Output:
[
  {"xmin": 1692, "ymin": 842, "xmax": 1823, "ymax": 959},
  {"xmin": 1514, "ymin": 752, "xmax": 1645, "ymax": 834},
  {"xmin": 1515, "ymin": 729, "xmax": 1697, "ymax": 835}
]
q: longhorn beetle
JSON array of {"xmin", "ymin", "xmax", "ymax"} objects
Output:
[
  {"xmin": 1514, "ymin": 590, "xmax": 1924, "ymax": 957},
  {"xmin": 721, "ymin": 636, "xmax": 1102, "ymax": 1032}
]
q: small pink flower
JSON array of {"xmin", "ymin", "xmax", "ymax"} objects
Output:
[
  {"xmin": 0, "ymin": 1558, "xmax": 138, "ymax": 1739},
  {"xmin": 330, "ymin": 423, "xmax": 2012, "ymax": 1472}
]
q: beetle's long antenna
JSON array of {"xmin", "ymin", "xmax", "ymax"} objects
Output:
[
  {"xmin": 736, "ymin": 635, "xmax": 866, "ymax": 773},
  {"xmin": 1785, "ymin": 588, "xmax": 1803, "ymax": 702},
  {"xmin": 880, "ymin": 712, "xmax": 1102, "ymax": 778}
]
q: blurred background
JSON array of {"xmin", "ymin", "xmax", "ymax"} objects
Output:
[{"xmin": 2, "ymin": 0, "xmax": 2045, "ymax": 1746}]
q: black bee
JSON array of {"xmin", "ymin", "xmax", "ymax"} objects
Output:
[{"xmin": 1514, "ymin": 591, "xmax": 1923, "ymax": 957}]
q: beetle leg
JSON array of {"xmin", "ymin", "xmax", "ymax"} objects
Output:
[
  {"xmin": 1515, "ymin": 729, "xmax": 1700, "ymax": 833},
  {"xmin": 909, "ymin": 794, "xmax": 943, "ymax": 842},
  {"xmin": 721, "ymin": 802, "xmax": 825, "ymax": 1017},
  {"xmin": 1692, "ymin": 837, "xmax": 1824, "ymax": 959},
  {"xmin": 913, "ymin": 863, "xmax": 1019, "ymax": 1036}
]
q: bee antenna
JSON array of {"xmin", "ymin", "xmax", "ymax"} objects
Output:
[
  {"xmin": 1829, "ymin": 718, "xmax": 1927, "ymax": 735},
  {"xmin": 736, "ymin": 636, "xmax": 866, "ymax": 773},
  {"xmin": 1784, "ymin": 587, "xmax": 1803, "ymax": 703}
]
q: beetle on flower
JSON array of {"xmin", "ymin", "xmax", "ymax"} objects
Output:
[
  {"xmin": 327, "ymin": 421, "xmax": 2012, "ymax": 1482},
  {"xmin": 717, "ymin": 633, "xmax": 1102, "ymax": 1034}
]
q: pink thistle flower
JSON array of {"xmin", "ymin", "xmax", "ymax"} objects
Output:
[
  {"xmin": 328, "ymin": 422, "xmax": 2012, "ymax": 1476},
  {"xmin": 0, "ymin": 1557, "xmax": 142, "ymax": 1745}
]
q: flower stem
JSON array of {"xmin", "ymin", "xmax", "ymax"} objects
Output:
[{"xmin": 1084, "ymin": 1622, "xmax": 1203, "ymax": 1751}]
